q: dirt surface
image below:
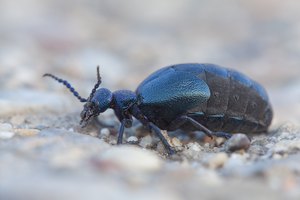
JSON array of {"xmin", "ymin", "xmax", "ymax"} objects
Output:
[{"xmin": 1, "ymin": 1, "xmax": 300, "ymax": 200}]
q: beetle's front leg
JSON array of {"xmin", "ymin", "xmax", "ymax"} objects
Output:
[{"xmin": 117, "ymin": 118, "xmax": 132, "ymax": 144}]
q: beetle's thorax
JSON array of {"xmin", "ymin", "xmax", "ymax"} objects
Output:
[
  {"xmin": 111, "ymin": 90, "xmax": 137, "ymax": 121},
  {"xmin": 111, "ymin": 90, "xmax": 137, "ymax": 110}
]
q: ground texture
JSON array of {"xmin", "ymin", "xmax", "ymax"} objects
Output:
[{"xmin": 1, "ymin": 1, "xmax": 300, "ymax": 200}]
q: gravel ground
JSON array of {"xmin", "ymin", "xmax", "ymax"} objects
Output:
[{"xmin": 1, "ymin": 1, "xmax": 300, "ymax": 200}]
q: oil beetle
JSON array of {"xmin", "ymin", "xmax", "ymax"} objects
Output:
[{"xmin": 44, "ymin": 63, "xmax": 273, "ymax": 155}]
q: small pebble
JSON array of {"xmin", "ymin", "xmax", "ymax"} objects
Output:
[
  {"xmin": 203, "ymin": 152, "xmax": 229, "ymax": 169},
  {"xmin": 100, "ymin": 128, "xmax": 110, "ymax": 137},
  {"xmin": 10, "ymin": 115, "xmax": 25, "ymax": 125},
  {"xmin": 272, "ymin": 153, "xmax": 282, "ymax": 160},
  {"xmin": 182, "ymin": 142, "xmax": 203, "ymax": 159},
  {"xmin": 222, "ymin": 153, "xmax": 247, "ymax": 170},
  {"xmin": 89, "ymin": 131, "xmax": 98, "ymax": 137},
  {"xmin": 14, "ymin": 128, "xmax": 40, "ymax": 136},
  {"xmin": 109, "ymin": 139, "xmax": 117, "ymax": 145},
  {"xmin": 215, "ymin": 137, "xmax": 226, "ymax": 146},
  {"xmin": 171, "ymin": 137, "xmax": 183, "ymax": 151},
  {"xmin": 0, "ymin": 131, "xmax": 15, "ymax": 139},
  {"xmin": 127, "ymin": 136, "xmax": 138, "ymax": 144},
  {"xmin": 188, "ymin": 142, "xmax": 202, "ymax": 152},
  {"xmin": 248, "ymin": 145, "xmax": 266, "ymax": 155},
  {"xmin": 225, "ymin": 134, "xmax": 251, "ymax": 152},
  {"xmin": 204, "ymin": 143, "xmax": 210, "ymax": 148},
  {"xmin": 139, "ymin": 135, "xmax": 153, "ymax": 148},
  {"xmin": 0, "ymin": 123, "xmax": 13, "ymax": 131},
  {"xmin": 156, "ymin": 141, "xmax": 166, "ymax": 154}
]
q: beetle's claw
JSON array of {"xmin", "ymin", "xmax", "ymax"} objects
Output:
[{"xmin": 167, "ymin": 147, "xmax": 176, "ymax": 156}]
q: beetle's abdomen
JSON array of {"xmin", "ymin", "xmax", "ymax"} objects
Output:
[
  {"xmin": 137, "ymin": 63, "xmax": 273, "ymax": 133},
  {"xmin": 178, "ymin": 63, "xmax": 273, "ymax": 133}
]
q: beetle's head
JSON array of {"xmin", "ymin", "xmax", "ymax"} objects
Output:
[{"xmin": 80, "ymin": 88, "xmax": 113, "ymax": 127}]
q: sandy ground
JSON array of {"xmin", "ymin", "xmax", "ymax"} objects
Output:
[{"xmin": 1, "ymin": 1, "xmax": 300, "ymax": 200}]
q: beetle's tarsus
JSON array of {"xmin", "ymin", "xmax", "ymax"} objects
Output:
[{"xmin": 166, "ymin": 147, "xmax": 176, "ymax": 156}]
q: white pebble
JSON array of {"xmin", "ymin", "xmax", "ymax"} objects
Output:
[
  {"xmin": 183, "ymin": 142, "xmax": 203, "ymax": 159},
  {"xmin": 156, "ymin": 141, "xmax": 166, "ymax": 154},
  {"xmin": 171, "ymin": 137, "xmax": 183, "ymax": 151},
  {"xmin": 14, "ymin": 129, "xmax": 40, "ymax": 136},
  {"xmin": 139, "ymin": 135, "xmax": 153, "ymax": 148},
  {"xmin": 10, "ymin": 115, "xmax": 25, "ymax": 125},
  {"xmin": 171, "ymin": 137, "xmax": 182, "ymax": 147},
  {"xmin": 204, "ymin": 153, "xmax": 229, "ymax": 169},
  {"xmin": 272, "ymin": 153, "xmax": 282, "ymax": 160},
  {"xmin": 100, "ymin": 128, "xmax": 110, "ymax": 137},
  {"xmin": 204, "ymin": 143, "xmax": 210, "ymax": 148},
  {"xmin": 68, "ymin": 128, "xmax": 74, "ymax": 132},
  {"xmin": 188, "ymin": 142, "xmax": 202, "ymax": 152},
  {"xmin": 127, "ymin": 136, "xmax": 138, "ymax": 143},
  {"xmin": 0, "ymin": 123, "xmax": 13, "ymax": 131},
  {"xmin": 223, "ymin": 153, "xmax": 247, "ymax": 169},
  {"xmin": 0, "ymin": 131, "xmax": 15, "ymax": 139}
]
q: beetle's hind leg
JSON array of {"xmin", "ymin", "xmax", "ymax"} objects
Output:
[{"xmin": 168, "ymin": 115, "xmax": 232, "ymax": 139}]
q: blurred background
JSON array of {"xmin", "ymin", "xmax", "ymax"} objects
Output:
[{"xmin": 0, "ymin": 0, "xmax": 300, "ymax": 124}]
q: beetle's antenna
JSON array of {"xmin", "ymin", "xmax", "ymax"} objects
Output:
[
  {"xmin": 43, "ymin": 73, "xmax": 87, "ymax": 102},
  {"xmin": 87, "ymin": 66, "xmax": 102, "ymax": 101}
]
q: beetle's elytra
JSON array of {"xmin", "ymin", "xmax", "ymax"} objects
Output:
[{"xmin": 44, "ymin": 63, "xmax": 273, "ymax": 155}]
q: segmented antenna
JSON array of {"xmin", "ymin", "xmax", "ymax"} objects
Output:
[
  {"xmin": 87, "ymin": 66, "xmax": 102, "ymax": 101},
  {"xmin": 43, "ymin": 73, "xmax": 87, "ymax": 102}
]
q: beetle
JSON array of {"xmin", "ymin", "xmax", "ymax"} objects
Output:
[{"xmin": 44, "ymin": 63, "xmax": 273, "ymax": 155}]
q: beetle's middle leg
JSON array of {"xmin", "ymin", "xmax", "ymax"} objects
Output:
[
  {"xmin": 148, "ymin": 123, "xmax": 176, "ymax": 155},
  {"xmin": 168, "ymin": 115, "xmax": 232, "ymax": 139},
  {"xmin": 130, "ymin": 105, "xmax": 175, "ymax": 155}
]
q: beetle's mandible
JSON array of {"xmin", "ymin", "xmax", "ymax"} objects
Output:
[{"xmin": 44, "ymin": 63, "xmax": 273, "ymax": 155}]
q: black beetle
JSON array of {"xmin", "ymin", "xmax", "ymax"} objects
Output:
[{"xmin": 44, "ymin": 63, "xmax": 273, "ymax": 154}]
